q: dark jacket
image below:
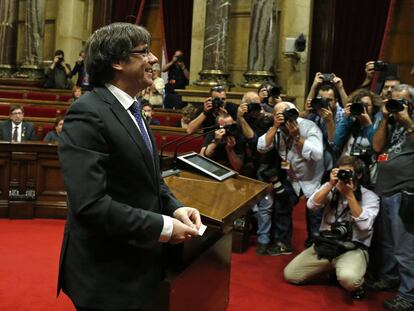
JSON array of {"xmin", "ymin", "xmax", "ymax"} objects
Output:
[
  {"xmin": 0, "ymin": 120, "xmax": 37, "ymax": 141},
  {"xmin": 57, "ymin": 87, "xmax": 183, "ymax": 309}
]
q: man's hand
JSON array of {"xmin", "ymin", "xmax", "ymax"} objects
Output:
[
  {"xmin": 53, "ymin": 56, "xmax": 60, "ymax": 64},
  {"xmin": 173, "ymin": 206, "xmax": 202, "ymax": 230},
  {"xmin": 285, "ymin": 120, "xmax": 300, "ymax": 137},
  {"xmin": 225, "ymin": 135, "xmax": 236, "ymax": 149},
  {"xmin": 237, "ymin": 103, "xmax": 248, "ymax": 119},
  {"xmin": 357, "ymin": 107, "xmax": 372, "ymax": 126},
  {"xmin": 273, "ymin": 113, "xmax": 284, "ymax": 129},
  {"xmin": 381, "ymin": 101, "xmax": 390, "ymax": 119},
  {"xmin": 365, "ymin": 61, "xmax": 375, "ymax": 79},
  {"xmin": 329, "ymin": 168, "xmax": 339, "ymax": 187},
  {"xmin": 344, "ymin": 103, "xmax": 352, "ymax": 118},
  {"xmin": 336, "ymin": 179, "xmax": 355, "ymax": 199},
  {"xmin": 214, "ymin": 128, "xmax": 226, "ymax": 141},
  {"xmin": 203, "ymin": 97, "xmax": 213, "ymax": 113},
  {"xmin": 313, "ymin": 72, "xmax": 324, "ymax": 86},
  {"xmin": 169, "ymin": 218, "xmax": 199, "ymax": 244},
  {"xmin": 318, "ymin": 107, "xmax": 333, "ymax": 122},
  {"xmin": 304, "ymin": 99, "xmax": 312, "ymax": 112},
  {"xmin": 332, "ymin": 74, "xmax": 344, "ymax": 89}
]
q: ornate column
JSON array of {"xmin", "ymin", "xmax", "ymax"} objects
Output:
[
  {"xmin": 195, "ymin": 0, "xmax": 232, "ymax": 87},
  {"xmin": 17, "ymin": 0, "xmax": 46, "ymax": 80},
  {"xmin": 241, "ymin": 0, "xmax": 278, "ymax": 88},
  {"xmin": 0, "ymin": 0, "xmax": 19, "ymax": 77}
]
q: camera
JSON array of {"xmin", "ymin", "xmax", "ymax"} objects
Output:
[
  {"xmin": 212, "ymin": 97, "xmax": 224, "ymax": 110},
  {"xmin": 175, "ymin": 55, "xmax": 184, "ymax": 63},
  {"xmin": 350, "ymin": 102, "xmax": 365, "ymax": 116},
  {"xmin": 386, "ymin": 99, "xmax": 405, "ymax": 113},
  {"xmin": 247, "ymin": 102, "xmax": 262, "ymax": 114},
  {"xmin": 350, "ymin": 145, "xmax": 374, "ymax": 165},
  {"xmin": 282, "ymin": 108, "xmax": 299, "ymax": 123},
  {"xmin": 321, "ymin": 222, "xmax": 353, "ymax": 241},
  {"xmin": 259, "ymin": 167, "xmax": 285, "ymax": 194},
  {"xmin": 311, "ymin": 96, "xmax": 329, "ymax": 111},
  {"xmin": 374, "ymin": 60, "xmax": 388, "ymax": 72},
  {"xmin": 322, "ymin": 73, "xmax": 334, "ymax": 82},
  {"xmin": 224, "ymin": 123, "xmax": 239, "ymax": 137},
  {"xmin": 269, "ymin": 86, "xmax": 281, "ymax": 98},
  {"xmin": 337, "ymin": 169, "xmax": 353, "ymax": 182}
]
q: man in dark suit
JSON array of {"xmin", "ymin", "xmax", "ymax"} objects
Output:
[
  {"xmin": 0, "ymin": 104, "xmax": 37, "ymax": 141},
  {"xmin": 57, "ymin": 23, "xmax": 202, "ymax": 311}
]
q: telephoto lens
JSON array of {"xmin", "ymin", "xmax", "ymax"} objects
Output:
[{"xmin": 386, "ymin": 99, "xmax": 405, "ymax": 113}]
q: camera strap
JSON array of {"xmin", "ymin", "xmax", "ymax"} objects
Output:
[{"xmin": 325, "ymin": 190, "xmax": 350, "ymax": 226}]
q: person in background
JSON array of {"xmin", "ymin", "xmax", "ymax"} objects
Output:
[
  {"xmin": 142, "ymin": 102, "xmax": 161, "ymax": 125},
  {"xmin": 71, "ymin": 51, "xmax": 90, "ymax": 89},
  {"xmin": 44, "ymin": 49, "xmax": 72, "ymax": 89},
  {"xmin": 68, "ymin": 86, "xmax": 82, "ymax": 105},
  {"xmin": 0, "ymin": 105, "xmax": 37, "ymax": 142},
  {"xmin": 43, "ymin": 116, "xmax": 64, "ymax": 143},
  {"xmin": 178, "ymin": 104, "xmax": 197, "ymax": 129},
  {"xmin": 141, "ymin": 63, "xmax": 164, "ymax": 108}
]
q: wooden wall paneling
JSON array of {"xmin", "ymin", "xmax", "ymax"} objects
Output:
[{"xmin": 0, "ymin": 153, "xmax": 10, "ymax": 217}]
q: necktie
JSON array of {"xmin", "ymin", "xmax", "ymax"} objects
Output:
[
  {"xmin": 12, "ymin": 126, "xmax": 18, "ymax": 142},
  {"xmin": 129, "ymin": 101, "xmax": 153, "ymax": 155}
]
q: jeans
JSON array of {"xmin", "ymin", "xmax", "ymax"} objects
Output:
[
  {"xmin": 379, "ymin": 192, "xmax": 414, "ymax": 302},
  {"xmin": 272, "ymin": 181, "xmax": 299, "ymax": 247}
]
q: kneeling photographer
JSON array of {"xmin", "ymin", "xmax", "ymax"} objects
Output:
[
  {"xmin": 284, "ymin": 155, "xmax": 380, "ymax": 299},
  {"xmin": 200, "ymin": 112, "xmax": 245, "ymax": 172}
]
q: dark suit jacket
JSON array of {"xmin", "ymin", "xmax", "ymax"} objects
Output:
[
  {"xmin": 0, "ymin": 120, "xmax": 37, "ymax": 141},
  {"xmin": 57, "ymin": 87, "xmax": 183, "ymax": 310}
]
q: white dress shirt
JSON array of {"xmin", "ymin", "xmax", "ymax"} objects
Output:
[
  {"xmin": 257, "ymin": 117, "xmax": 324, "ymax": 197},
  {"xmin": 106, "ymin": 83, "xmax": 173, "ymax": 243}
]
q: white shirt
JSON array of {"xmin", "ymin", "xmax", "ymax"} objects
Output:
[
  {"xmin": 257, "ymin": 117, "xmax": 324, "ymax": 197},
  {"xmin": 105, "ymin": 83, "xmax": 173, "ymax": 243},
  {"xmin": 307, "ymin": 183, "xmax": 380, "ymax": 247},
  {"xmin": 11, "ymin": 122, "xmax": 22, "ymax": 142}
]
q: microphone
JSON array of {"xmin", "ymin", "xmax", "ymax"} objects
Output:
[{"xmin": 158, "ymin": 124, "xmax": 218, "ymax": 169}]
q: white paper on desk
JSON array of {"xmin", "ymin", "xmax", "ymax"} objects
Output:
[{"xmin": 198, "ymin": 224, "xmax": 207, "ymax": 236}]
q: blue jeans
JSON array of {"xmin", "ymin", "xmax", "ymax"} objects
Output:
[
  {"xmin": 272, "ymin": 181, "xmax": 299, "ymax": 247},
  {"xmin": 379, "ymin": 192, "xmax": 414, "ymax": 302}
]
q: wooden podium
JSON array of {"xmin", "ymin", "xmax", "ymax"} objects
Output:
[{"xmin": 145, "ymin": 171, "xmax": 270, "ymax": 311}]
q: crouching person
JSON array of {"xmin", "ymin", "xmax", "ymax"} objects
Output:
[{"xmin": 283, "ymin": 155, "xmax": 379, "ymax": 299}]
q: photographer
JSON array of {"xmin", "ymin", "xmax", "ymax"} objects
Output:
[
  {"xmin": 334, "ymin": 89, "xmax": 382, "ymax": 186},
  {"xmin": 284, "ymin": 155, "xmax": 380, "ymax": 300},
  {"xmin": 187, "ymin": 85, "xmax": 238, "ymax": 134},
  {"xmin": 238, "ymin": 91, "xmax": 283, "ymax": 254},
  {"xmin": 360, "ymin": 61, "xmax": 400, "ymax": 98},
  {"xmin": 370, "ymin": 84, "xmax": 414, "ymax": 310},
  {"xmin": 44, "ymin": 49, "xmax": 72, "ymax": 89},
  {"xmin": 258, "ymin": 82, "xmax": 283, "ymax": 113},
  {"xmin": 162, "ymin": 50, "xmax": 189, "ymax": 109},
  {"xmin": 70, "ymin": 51, "xmax": 90, "ymax": 89},
  {"xmin": 258, "ymin": 102, "xmax": 324, "ymax": 255},
  {"xmin": 200, "ymin": 112, "xmax": 245, "ymax": 172}
]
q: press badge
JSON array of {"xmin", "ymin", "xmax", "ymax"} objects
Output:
[
  {"xmin": 377, "ymin": 153, "xmax": 389, "ymax": 162},
  {"xmin": 281, "ymin": 160, "xmax": 290, "ymax": 170}
]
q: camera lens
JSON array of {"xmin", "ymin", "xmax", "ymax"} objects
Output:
[
  {"xmin": 212, "ymin": 97, "xmax": 224, "ymax": 110},
  {"xmin": 337, "ymin": 169, "xmax": 353, "ymax": 182},
  {"xmin": 386, "ymin": 99, "xmax": 405, "ymax": 113},
  {"xmin": 350, "ymin": 102, "xmax": 364, "ymax": 116}
]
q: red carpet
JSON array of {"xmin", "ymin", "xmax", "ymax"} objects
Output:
[{"xmin": 0, "ymin": 203, "xmax": 391, "ymax": 311}]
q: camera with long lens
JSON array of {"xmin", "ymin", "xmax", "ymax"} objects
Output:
[
  {"xmin": 259, "ymin": 167, "xmax": 285, "ymax": 195},
  {"xmin": 212, "ymin": 97, "xmax": 224, "ymax": 110},
  {"xmin": 350, "ymin": 102, "xmax": 365, "ymax": 116},
  {"xmin": 311, "ymin": 96, "xmax": 329, "ymax": 111},
  {"xmin": 374, "ymin": 60, "xmax": 388, "ymax": 72},
  {"xmin": 175, "ymin": 55, "xmax": 184, "ymax": 63},
  {"xmin": 321, "ymin": 221, "xmax": 353, "ymax": 241},
  {"xmin": 282, "ymin": 108, "xmax": 299, "ymax": 123},
  {"xmin": 337, "ymin": 169, "xmax": 353, "ymax": 183},
  {"xmin": 386, "ymin": 99, "xmax": 405, "ymax": 113}
]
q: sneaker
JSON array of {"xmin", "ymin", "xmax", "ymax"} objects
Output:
[
  {"xmin": 352, "ymin": 287, "xmax": 366, "ymax": 300},
  {"xmin": 365, "ymin": 278, "xmax": 399, "ymax": 292},
  {"xmin": 266, "ymin": 242, "xmax": 293, "ymax": 256},
  {"xmin": 256, "ymin": 243, "xmax": 269, "ymax": 256},
  {"xmin": 383, "ymin": 296, "xmax": 414, "ymax": 311}
]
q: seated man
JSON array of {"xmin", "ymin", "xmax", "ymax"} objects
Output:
[
  {"xmin": 0, "ymin": 105, "xmax": 37, "ymax": 141},
  {"xmin": 44, "ymin": 116, "xmax": 64, "ymax": 143},
  {"xmin": 200, "ymin": 112, "xmax": 245, "ymax": 172},
  {"xmin": 44, "ymin": 49, "xmax": 72, "ymax": 89},
  {"xmin": 142, "ymin": 102, "xmax": 161, "ymax": 125},
  {"xmin": 284, "ymin": 155, "xmax": 380, "ymax": 300}
]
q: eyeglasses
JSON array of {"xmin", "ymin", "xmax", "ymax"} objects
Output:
[
  {"xmin": 11, "ymin": 111, "xmax": 23, "ymax": 115},
  {"xmin": 130, "ymin": 48, "xmax": 150, "ymax": 57}
]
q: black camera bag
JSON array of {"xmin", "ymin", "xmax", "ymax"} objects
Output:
[{"xmin": 313, "ymin": 234, "xmax": 356, "ymax": 261}]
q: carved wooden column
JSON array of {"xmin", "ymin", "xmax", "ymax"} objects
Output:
[
  {"xmin": 241, "ymin": 0, "xmax": 278, "ymax": 88},
  {"xmin": 195, "ymin": 0, "xmax": 232, "ymax": 87},
  {"xmin": 0, "ymin": 0, "xmax": 19, "ymax": 77}
]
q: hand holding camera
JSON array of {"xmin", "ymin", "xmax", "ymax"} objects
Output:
[
  {"xmin": 203, "ymin": 97, "xmax": 214, "ymax": 114},
  {"xmin": 237, "ymin": 102, "xmax": 248, "ymax": 119},
  {"xmin": 365, "ymin": 61, "xmax": 375, "ymax": 79},
  {"xmin": 330, "ymin": 168, "xmax": 355, "ymax": 197},
  {"xmin": 214, "ymin": 128, "xmax": 226, "ymax": 141}
]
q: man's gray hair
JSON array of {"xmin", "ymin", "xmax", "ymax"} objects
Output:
[
  {"xmin": 393, "ymin": 84, "xmax": 414, "ymax": 104},
  {"xmin": 85, "ymin": 23, "xmax": 151, "ymax": 85}
]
